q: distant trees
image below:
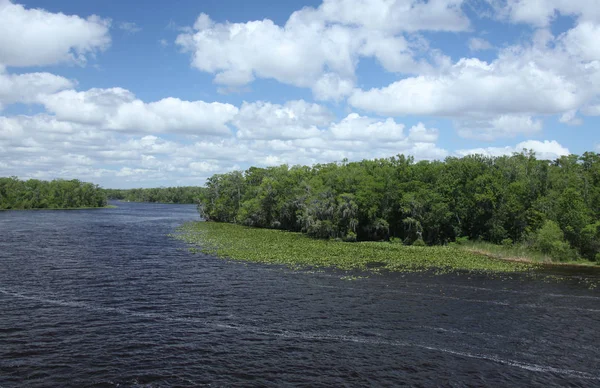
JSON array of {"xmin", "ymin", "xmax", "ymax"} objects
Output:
[
  {"xmin": 198, "ymin": 151, "xmax": 600, "ymax": 262},
  {"xmin": 105, "ymin": 186, "xmax": 204, "ymax": 204},
  {"xmin": 0, "ymin": 177, "xmax": 107, "ymax": 210}
]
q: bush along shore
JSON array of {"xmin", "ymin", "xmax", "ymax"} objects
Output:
[
  {"xmin": 196, "ymin": 152, "xmax": 600, "ymax": 265},
  {"xmin": 104, "ymin": 186, "xmax": 204, "ymax": 204},
  {"xmin": 175, "ymin": 222, "xmax": 534, "ymax": 274},
  {"xmin": 0, "ymin": 177, "xmax": 108, "ymax": 210}
]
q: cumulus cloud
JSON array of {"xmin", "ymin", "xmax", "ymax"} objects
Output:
[
  {"xmin": 39, "ymin": 87, "xmax": 239, "ymax": 135},
  {"xmin": 493, "ymin": 0, "xmax": 600, "ymax": 27},
  {"xmin": 176, "ymin": 0, "xmax": 468, "ymax": 100},
  {"xmin": 329, "ymin": 113, "xmax": 405, "ymax": 141},
  {"xmin": 318, "ymin": 0, "xmax": 469, "ymax": 33},
  {"xmin": 349, "ymin": 18, "xmax": 600, "ymax": 139},
  {"xmin": 349, "ymin": 56, "xmax": 581, "ymax": 117},
  {"xmin": 233, "ymin": 100, "xmax": 333, "ymax": 140},
  {"xmin": 0, "ymin": 0, "xmax": 111, "ymax": 67},
  {"xmin": 2, "ymin": 0, "xmax": 596, "ymax": 187},
  {"xmin": 0, "ymin": 67, "xmax": 73, "ymax": 108},
  {"xmin": 457, "ymin": 140, "xmax": 570, "ymax": 160},
  {"xmin": 106, "ymin": 97, "xmax": 238, "ymax": 135},
  {"xmin": 456, "ymin": 115, "xmax": 543, "ymax": 140},
  {"xmin": 175, "ymin": 14, "xmax": 358, "ymax": 100},
  {"xmin": 0, "ymin": 101, "xmax": 447, "ymax": 187}
]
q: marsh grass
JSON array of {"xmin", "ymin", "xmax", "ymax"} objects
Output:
[{"xmin": 174, "ymin": 222, "xmax": 534, "ymax": 274}]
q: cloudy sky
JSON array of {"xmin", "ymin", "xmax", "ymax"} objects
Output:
[{"xmin": 1, "ymin": 0, "xmax": 599, "ymax": 188}]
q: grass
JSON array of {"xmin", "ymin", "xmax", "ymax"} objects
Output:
[
  {"xmin": 458, "ymin": 241, "xmax": 598, "ymax": 267},
  {"xmin": 173, "ymin": 222, "xmax": 535, "ymax": 274}
]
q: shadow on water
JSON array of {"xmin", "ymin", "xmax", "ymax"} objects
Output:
[{"xmin": 0, "ymin": 202, "xmax": 599, "ymax": 387}]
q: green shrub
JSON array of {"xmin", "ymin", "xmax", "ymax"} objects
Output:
[
  {"xmin": 529, "ymin": 220, "xmax": 577, "ymax": 261},
  {"xmin": 344, "ymin": 231, "xmax": 357, "ymax": 242},
  {"xmin": 501, "ymin": 238, "xmax": 513, "ymax": 247},
  {"xmin": 580, "ymin": 222, "xmax": 600, "ymax": 261},
  {"xmin": 412, "ymin": 238, "xmax": 426, "ymax": 247},
  {"xmin": 455, "ymin": 236, "xmax": 469, "ymax": 245},
  {"xmin": 389, "ymin": 237, "xmax": 402, "ymax": 244}
]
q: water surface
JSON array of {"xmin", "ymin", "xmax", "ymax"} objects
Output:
[{"xmin": 1, "ymin": 202, "xmax": 599, "ymax": 387}]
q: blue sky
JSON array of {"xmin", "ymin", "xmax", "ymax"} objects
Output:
[{"xmin": 0, "ymin": 0, "xmax": 598, "ymax": 188}]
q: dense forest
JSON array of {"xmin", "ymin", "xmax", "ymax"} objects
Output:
[
  {"xmin": 198, "ymin": 152, "xmax": 600, "ymax": 262},
  {"xmin": 0, "ymin": 177, "xmax": 107, "ymax": 210},
  {"xmin": 105, "ymin": 187, "xmax": 204, "ymax": 204}
]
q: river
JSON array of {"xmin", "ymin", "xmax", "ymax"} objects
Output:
[{"xmin": 1, "ymin": 202, "xmax": 599, "ymax": 387}]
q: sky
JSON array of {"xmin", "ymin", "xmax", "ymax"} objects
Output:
[{"xmin": 0, "ymin": 0, "xmax": 599, "ymax": 188}]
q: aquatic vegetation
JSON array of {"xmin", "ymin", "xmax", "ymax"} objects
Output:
[
  {"xmin": 458, "ymin": 240, "xmax": 599, "ymax": 267},
  {"xmin": 175, "ymin": 222, "xmax": 534, "ymax": 274}
]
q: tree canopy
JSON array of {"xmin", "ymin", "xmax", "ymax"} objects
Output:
[
  {"xmin": 198, "ymin": 152, "xmax": 600, "ymax": 262},
  {"xmin": 0, "ymin": 177, "xmax": 107, "ymax": 210},
  {"xmin": 105, "ymin": 186, "xmax": 204, "ymax": 204}
]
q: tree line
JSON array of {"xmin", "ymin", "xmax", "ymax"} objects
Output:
[
  {"xmin": 198, "ymin": 152, "xmax": 600, "ymax": 262},
  {"xmin": 105, "ymin": 186, "xmax": 204, "ymax": 204},
  {"xmin": 0, "ymin": 177, "xmax": 107, "ymax": 210}
]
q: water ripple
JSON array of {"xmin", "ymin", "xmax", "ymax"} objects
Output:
[{"xmin": 0, "ymin": 202, "xmax": 598, "ymax": 387}]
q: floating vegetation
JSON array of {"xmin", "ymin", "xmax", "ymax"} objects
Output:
[{"xmin": 174, "ymin": 222, "xmax": 534, "ymax": 274}]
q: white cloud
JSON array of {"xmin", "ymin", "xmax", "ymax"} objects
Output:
[
  {"xmin": 558, "ymin": 109, "xmax": 583, "ymax": 126},
  {"xmin": 457, "ymin": 140, "xmax": 570, "ymax": 160},
  {"xmin": 468, "ymin": 37, "xmax": 493, "ymax": 51},
  {"xmin": 349, "ymin": 56, "xmax": 581, "ymax": 117},
  {"xmin": 41, "ymin": 88, "xmax": 135, "ymax": 124},
  {"xmin": 561, "ymin": 21, "xmax": 600, "ymax": 62},
  {"xmin": 3, "ymin": 0, "xmax": 596, "ymax": 187},
  {"xmin": 456, "ymin": 115, "xmax": 543, "ymax": 140},
  {"xmin": 107, "ymin": 97, "xmax": 238, "ymax": 135},
  {"xmin": 317, "ymin": 0, "xmax": 470, "ymax": 33},
  {"xmin": 233, "ymin": 100, "xmax": 333, "ymax": 140},
  {"xmin": 349, "ymin": 18, "xmax": 600, "ymax": 139},
  {"xmin": 330, "ymin": 113, "xmax": 404, "ymax": 141},
  {"xmin": 40, "ymin": 87, "xmax": 239, "ymax": 135},
  {"xmin": 175, "ymin": 14, "xmax": 357, "ymax": 100},
  {"xmin": 118, "ymin": 21, "xmax": 141, "ymax": 33},
  {"xmin": 0, "ymin": 68, "xmax": 73, "ymax": 107},
  {"xmin": 407, "ymin": 122, "xmax": 440, "ymax": 142},
  {"xmin": 1, "ymin": 103, "xmax": 448, "ymax": 187},
  {"xmin": 176, "ymin": 1, "xmax": 469, "ymax": 100},
  {"xmin": 312, "ymin": 73, "xmax": 355, "ymax": 102},
  {"xmin": 495, "ymin": 0, "xmax": 600, "ymax": 27},
  {"xmin": 0, "ymin": 115, "xmax": 85, "ymax": 139},
  {"xmin": 0, "ymin": 0, "xmax": 111, "ymax": 67}
]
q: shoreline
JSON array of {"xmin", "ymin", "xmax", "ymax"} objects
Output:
[
  {"xmin": 0, "ymin": 205, "xmax": 117, "ymax": 211},
  {"xmin": 462, "ymin": 248, "xmax": 599, "ymax": 269},
  {"xmin": 175, "ymin": 222, "xmax": 600, "ymax": 277},
  {"xmin": 110, "ymin": 200, "xmax": 196, "ymax": 205},
  {"xmin": 174, "ymin": 221, "xmax": 534, "ymax": 274}
]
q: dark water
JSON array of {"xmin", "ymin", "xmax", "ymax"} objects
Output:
[{"xmin": 1, "ymin": 202, "xmax": 599, "ymax": 387}]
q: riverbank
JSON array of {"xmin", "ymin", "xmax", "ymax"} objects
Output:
[
  {"xmin": 0, "ymin": 205, "xmax": 117, "ymax": 211},
  {"xmin": 174, "ymin": 222, "xmax": 535, "ymax": 274},
  {"xmin": 458, "ymin": 241, "xmax": 598, "ymax": 268}
]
